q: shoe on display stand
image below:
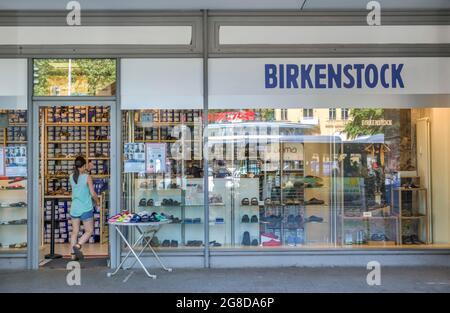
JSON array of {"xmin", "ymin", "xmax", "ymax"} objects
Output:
[
  {"xmin": 242, "ymin": 231, "xmax": 251, "ymax": 246},
  {"xmin": 305, "ymin": 198, "xmax": 325, "ymax": 205},
  {"xmin": 241, "ymin": 214, "xmax": 250, "ymax": 223},
  {"xmin": 305, "ymin": 215, "xmax": 323, "ymax": 223}
]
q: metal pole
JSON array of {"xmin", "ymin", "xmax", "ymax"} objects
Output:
[
  {"xmin": 202, "ymin": 9, "xmax": 210, "ymax": 268},
  {"xmin": 26, "ymin": 58, "xmax": 37, "ymax": 269},
  {"xmin": 68, "ymin": 59, "xmax": 72, "ymax": 96},
  {"xmin": 110, "ymin": 57, "xmax": 121, "ymax": 269}
]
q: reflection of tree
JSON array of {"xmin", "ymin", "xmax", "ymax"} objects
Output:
[
  {"xmin": 33, "ymin": 59, "xmax": 60, "ymax": 96},
  {"xmin": 75, "ymin": 59, "xmax": 116, "ymax": 95},
  {"xmin": 259, "ymin": 109, "xmax": 275, "ymax": 121},
  {"xmin": 209, "ymin": 109, "xmax": 275, "ymax": 122},
  {"xmin": 33, "ymin": 59, "xmax": 116, "ymax": 96},
  {"xmin": 343, "ymin": 109, "xmax": 385, "ymax": 139}
]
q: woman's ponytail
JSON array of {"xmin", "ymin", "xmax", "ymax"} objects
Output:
[{"xmin": 73, "ymin": 156, "xmax": 86, "ymax": 184}]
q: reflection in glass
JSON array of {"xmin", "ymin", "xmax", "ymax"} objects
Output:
[
  {"xmin": 0, "ymin": 110, "xmax": 28, "ymax": 252},
  {"xmin": 33, "ymin": 59, "xmax": 116, "ymax": 96}
]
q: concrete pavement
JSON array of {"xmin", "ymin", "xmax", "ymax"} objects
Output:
[{"xmin": 1, "ymin": 261, "xmax": 449, "ymax": 292}]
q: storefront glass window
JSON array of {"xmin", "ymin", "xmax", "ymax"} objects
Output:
[
  {"xmin": 0, "ymin": 109, "xmax": 28, "ymax": 252},
  {"xmin": 121, "ymin": 109, "xmax": 204, "ymax": 249},
  {"xmin": 207, "ymin": 108, "xmax": 450, "ymax": 249},
  {"xmin": 33, "ymin": 59, "xmax": 116, "ymax": 96}
]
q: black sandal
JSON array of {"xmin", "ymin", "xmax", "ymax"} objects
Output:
[
  {"xmin": 70, "ymin": 253, "xmax": 79, "ymax": 261},
  {"xmin": 72, "ymin": 243, "xmax": 84, "ymax": 260}
]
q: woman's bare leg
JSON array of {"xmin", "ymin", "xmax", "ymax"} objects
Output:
[
  {"xmin": 77, "ymin": 218, "xmax": 94, "ymax": 246},
  {"xmin": 70, "ymin": 218, "xmax": 80, "ymax": 252}
]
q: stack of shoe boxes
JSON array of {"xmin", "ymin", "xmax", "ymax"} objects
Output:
[
  {"xmin": 184, "ymin": 110, "xmax": 200, "ymax": 123},
  {"xmin": 7, "ymin": 126, "xmax": 27, "ymax": 142},
  {"xmin": 47, "ymin": 179, "xmax": 71, "ymax": 195},
  {"xmin": 47, "ymin": 144, "xmax": 85, "ymax": 159},
  {"xmin": 47, "ymin": 107, "xmax": 86, "ymax": 123},
  {"xmin": 89, "ymin": 143, "xmax": 109, "ymax": 158},
  {"xmin": 88, "ymin": 126, "xmax": 109, "ymax": 140},
  {"xmin": 9, "ymin": 111, "xmax": 27, "ymax": 123},
  {"xmin": 144, "ymin": 127, "xmax": 158, "ymax": 140},
  {"xmin": 88, "ymin": 107, "xmax": 109, "ymax": 123},
  {"xmin": 44, "ymin": 200, "xmax": 101, "ymax": 244},
  {"xmin": 89, "ymin": 160, "xmax": 109, "ymax": 175}
]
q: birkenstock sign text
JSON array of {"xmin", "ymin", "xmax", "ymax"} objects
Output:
[{"xmin": 265, "ymin": 63, "xmax": 405, "ymax": 89}]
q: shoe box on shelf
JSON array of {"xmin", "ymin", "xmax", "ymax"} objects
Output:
[
  {"xmin": 134, "ymin": 109, "xmax": 202, "ymax": 143},
  {"xmin": 6, "ymin": 126, "xmax": 27, "ymax": 142},
  {"xmin": 43, "ymin": 199, "xmax": 101, "ymax": 244},
  {"xmin": 47, "ymin": 107, "xmax": 86, "ymax": 123}
]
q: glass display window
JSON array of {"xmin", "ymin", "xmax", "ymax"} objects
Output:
[{"xmin": 0, "ymin": 109, "xmax": 28, "ymax": 253}]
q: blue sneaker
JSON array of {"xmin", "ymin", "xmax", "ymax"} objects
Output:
[
  {"xmin": 287, "ymin": 235, "xmax": 296, "ymax": 246},
  {"xmin": 129, "ymin": 213, "xmax": 141, "ymax": 223}
]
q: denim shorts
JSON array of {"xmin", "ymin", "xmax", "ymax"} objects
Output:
[{"xmin": 71, "ymin": 210, "xmax": 94, "ymax": 221}]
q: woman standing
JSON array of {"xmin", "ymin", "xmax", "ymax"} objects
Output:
[{"xmin": 69, "ymin": 156, "xmax": 99, "ymax": 261}]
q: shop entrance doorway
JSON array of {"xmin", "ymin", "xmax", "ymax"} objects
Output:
[{"xmin": 36, "ymin": 103, "xmax": 112, "ymax": 264}]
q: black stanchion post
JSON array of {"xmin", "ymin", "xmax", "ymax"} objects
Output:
[{"xmin": 45, "ymin": 198, "xmax": 62, "ymax": 259}]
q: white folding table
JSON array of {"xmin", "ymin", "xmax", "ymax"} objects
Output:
[{"xmin": 107, "ymin": 220, "xmax": 172, "ymax": 279}]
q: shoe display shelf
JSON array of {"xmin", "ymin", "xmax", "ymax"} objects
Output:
[
  {"xmin": 135, "ymin": 177, "xmax": 183, "ymax": 248},
  {"xmin": 133, "ymin": 109, "xmax": 202, "ymax": 145},
  {"xmin": 42, "ymin": 106, "xmax": 110, "ymax": 245},
  {"xmin": 259, "ymin": 142, "xmax": 306, "ymax": 247},
  {"xmin": 0, "ymin": 179, "xmax": 28, "ymax": 252},
  {"xmin": 233, "ymin": 177, "xmax": 260, "ymax": 247},
  {"xmin": 125, "ymin": 109, "xmax": 206, "ymax": 249},
  {"xmin": 132, "ymin": 109, "xmax": 204, "ymax": 180},
  {"xmin": 303, "ymin": 176, "xmax": 331, "ymax": 245},
  {"xmin": 337, "ymin": 177, "xmax": 399, "ymax": 246},
  {"xmin": 391, "ymin": 184, "xmax": 429, "ymax": 245},
  {"xmin": 0, "ymin": 110, "xmax": 28, "ymax": 252},
  {"xmin": 134, "ymin": 177, "xmax": 227, "ymax": 248}
]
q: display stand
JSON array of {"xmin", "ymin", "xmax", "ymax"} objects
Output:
[
  {"xmin": 107, "ymin": 220, "xmax": 173, "ymax": 279},
  {"xmin": 392, "ymin": 186, "xmax": 429, "ymax": 244}
]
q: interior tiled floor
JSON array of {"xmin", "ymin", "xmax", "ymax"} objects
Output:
[{"xmin": 42, "ymin": 243, "xmax": 109, "ymax": 257}]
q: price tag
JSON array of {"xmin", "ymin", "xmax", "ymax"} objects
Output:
[{"xmin": 363, "ymin": 212, "xmax": 373, "ymax": 218}]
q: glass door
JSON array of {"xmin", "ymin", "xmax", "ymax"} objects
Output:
[{"xmin": 36, "ymin": 103, "xmax": 112, "ymax": 262}]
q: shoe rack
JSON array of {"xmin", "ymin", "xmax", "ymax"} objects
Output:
[
  {"xmin": 337, "ymin": 177, "xmax": 399, "ymax": 246},
  {"xmin": 132, "ymin": 109, "xmax": 203, "ymax": 175},
  {"xmin": 124, "ymin": 109, "xmax": 207, "ymax": 248},
  {"xmin": 0, "ymin": 110, "xmax": 28, "ymax": 251},
  {"xmin": 391, "ymin": 183, "xmax": 429, "ymax": 245},
  {"xmin": 41, "ymin": 106, "xmax": 110, "ymax": 245},
  {"xmin": 258, "ymin": 142, "xmax": 306, "ymax": 247}
]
